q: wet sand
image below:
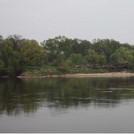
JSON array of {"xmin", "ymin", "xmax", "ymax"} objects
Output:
[{"xmin": 17, "ymin": 72, "xmax": 134, "ymax": 78}]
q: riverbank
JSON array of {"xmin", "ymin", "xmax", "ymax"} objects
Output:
[{"xmin": 17, "ymin": 72, "xmax": 134, "ymax": 78}]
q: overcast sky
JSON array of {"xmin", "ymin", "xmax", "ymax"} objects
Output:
[{"xmin": 0, "ymin": 0, "xmax": 134, "ymax": 44}]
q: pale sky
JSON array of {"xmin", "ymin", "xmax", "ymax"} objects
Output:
[{"xmin": 0, "ymin": 0, "xmax": 134, "ymax": 44}]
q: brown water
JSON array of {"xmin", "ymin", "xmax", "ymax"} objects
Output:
[{"xmin": 0, "ymin": 77, "xmax": 134, "ymax": 132}]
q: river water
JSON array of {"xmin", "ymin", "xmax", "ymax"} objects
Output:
[{"xmin": 0, "ymin": 77, "xmax": 134, "ymax": 132}]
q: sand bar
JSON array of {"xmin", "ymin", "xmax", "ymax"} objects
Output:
[{"xmin": 17, "ymin": 72, "xmax": 134, "ymax": 78}]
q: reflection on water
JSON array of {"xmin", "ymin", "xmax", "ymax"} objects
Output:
[{"xmin": 0, "ymin": 77, "xmax": 134, "ymax": 115}]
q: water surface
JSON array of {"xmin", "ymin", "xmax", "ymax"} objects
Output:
[{"xmin": 0, "ymin": 77, "xmax": 134, "ymax": 132}]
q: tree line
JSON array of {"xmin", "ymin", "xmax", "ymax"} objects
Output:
[{"xmin": 0, "ymin": 34, "xmax": 134, "ymax": 77}]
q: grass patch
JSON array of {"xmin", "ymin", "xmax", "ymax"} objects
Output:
[{"xmin": 21, "ymin": 66, "xmax": 108, "ymax": 76}]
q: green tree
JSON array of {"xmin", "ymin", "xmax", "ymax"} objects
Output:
[
  {"xmin": 68, "ymin": 53, "xmax": 85, "ymax": 65},
  {"xmin": 72, "ymin": 39, "xmax": 91, "ymax": 56},
  {"xmin": 41, "ymin": 36, "xmax": 73, "ymax": 63},
  {"xmin": 85, "ymin": 49, "xmax": 106, "ymax": 65},
  {"xmin": 0, "ymin": 37, "xmax": 4, "ymax": 70},
  {"xmin": 110, "ymin": 47, "xmax": 133, "ymax": 63},
  {"xmin": 92, "ymin": 39, "xmax": 121, "ymax": 63},
  {"xmin": 7, "ymin": 52, "xmax": 24, "ymax": 76},
  {"xmin": 7, "ymin": 34, "xmax": 23, "ymax": 51},
  {"xmin": 20, "ymin": 39, "xmax": 46, "ymax": 66},
  {"xmin": 0, "ymin": 39, "xmax": 14, "ymax": 68},
  {"xmin": 0, "ymin": 39, "xmax": 24, "ymax": 76},
  {"xmin": 0, "ymin": 35, "xmax": 3, "ymax": 41}
]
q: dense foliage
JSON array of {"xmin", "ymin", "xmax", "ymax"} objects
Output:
[{"xmin": 0, "ymin": 34, "xmax": 134, "ymax": 77}]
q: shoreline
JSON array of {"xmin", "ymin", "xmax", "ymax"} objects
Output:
[{"xmin": 16, "ymin": 72, "xmax": 134, "ymax": 78}]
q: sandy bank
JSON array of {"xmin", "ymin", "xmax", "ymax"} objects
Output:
[{"xmin": 17, "ymin": 72, "xmax": 134, "ymax": 78}]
